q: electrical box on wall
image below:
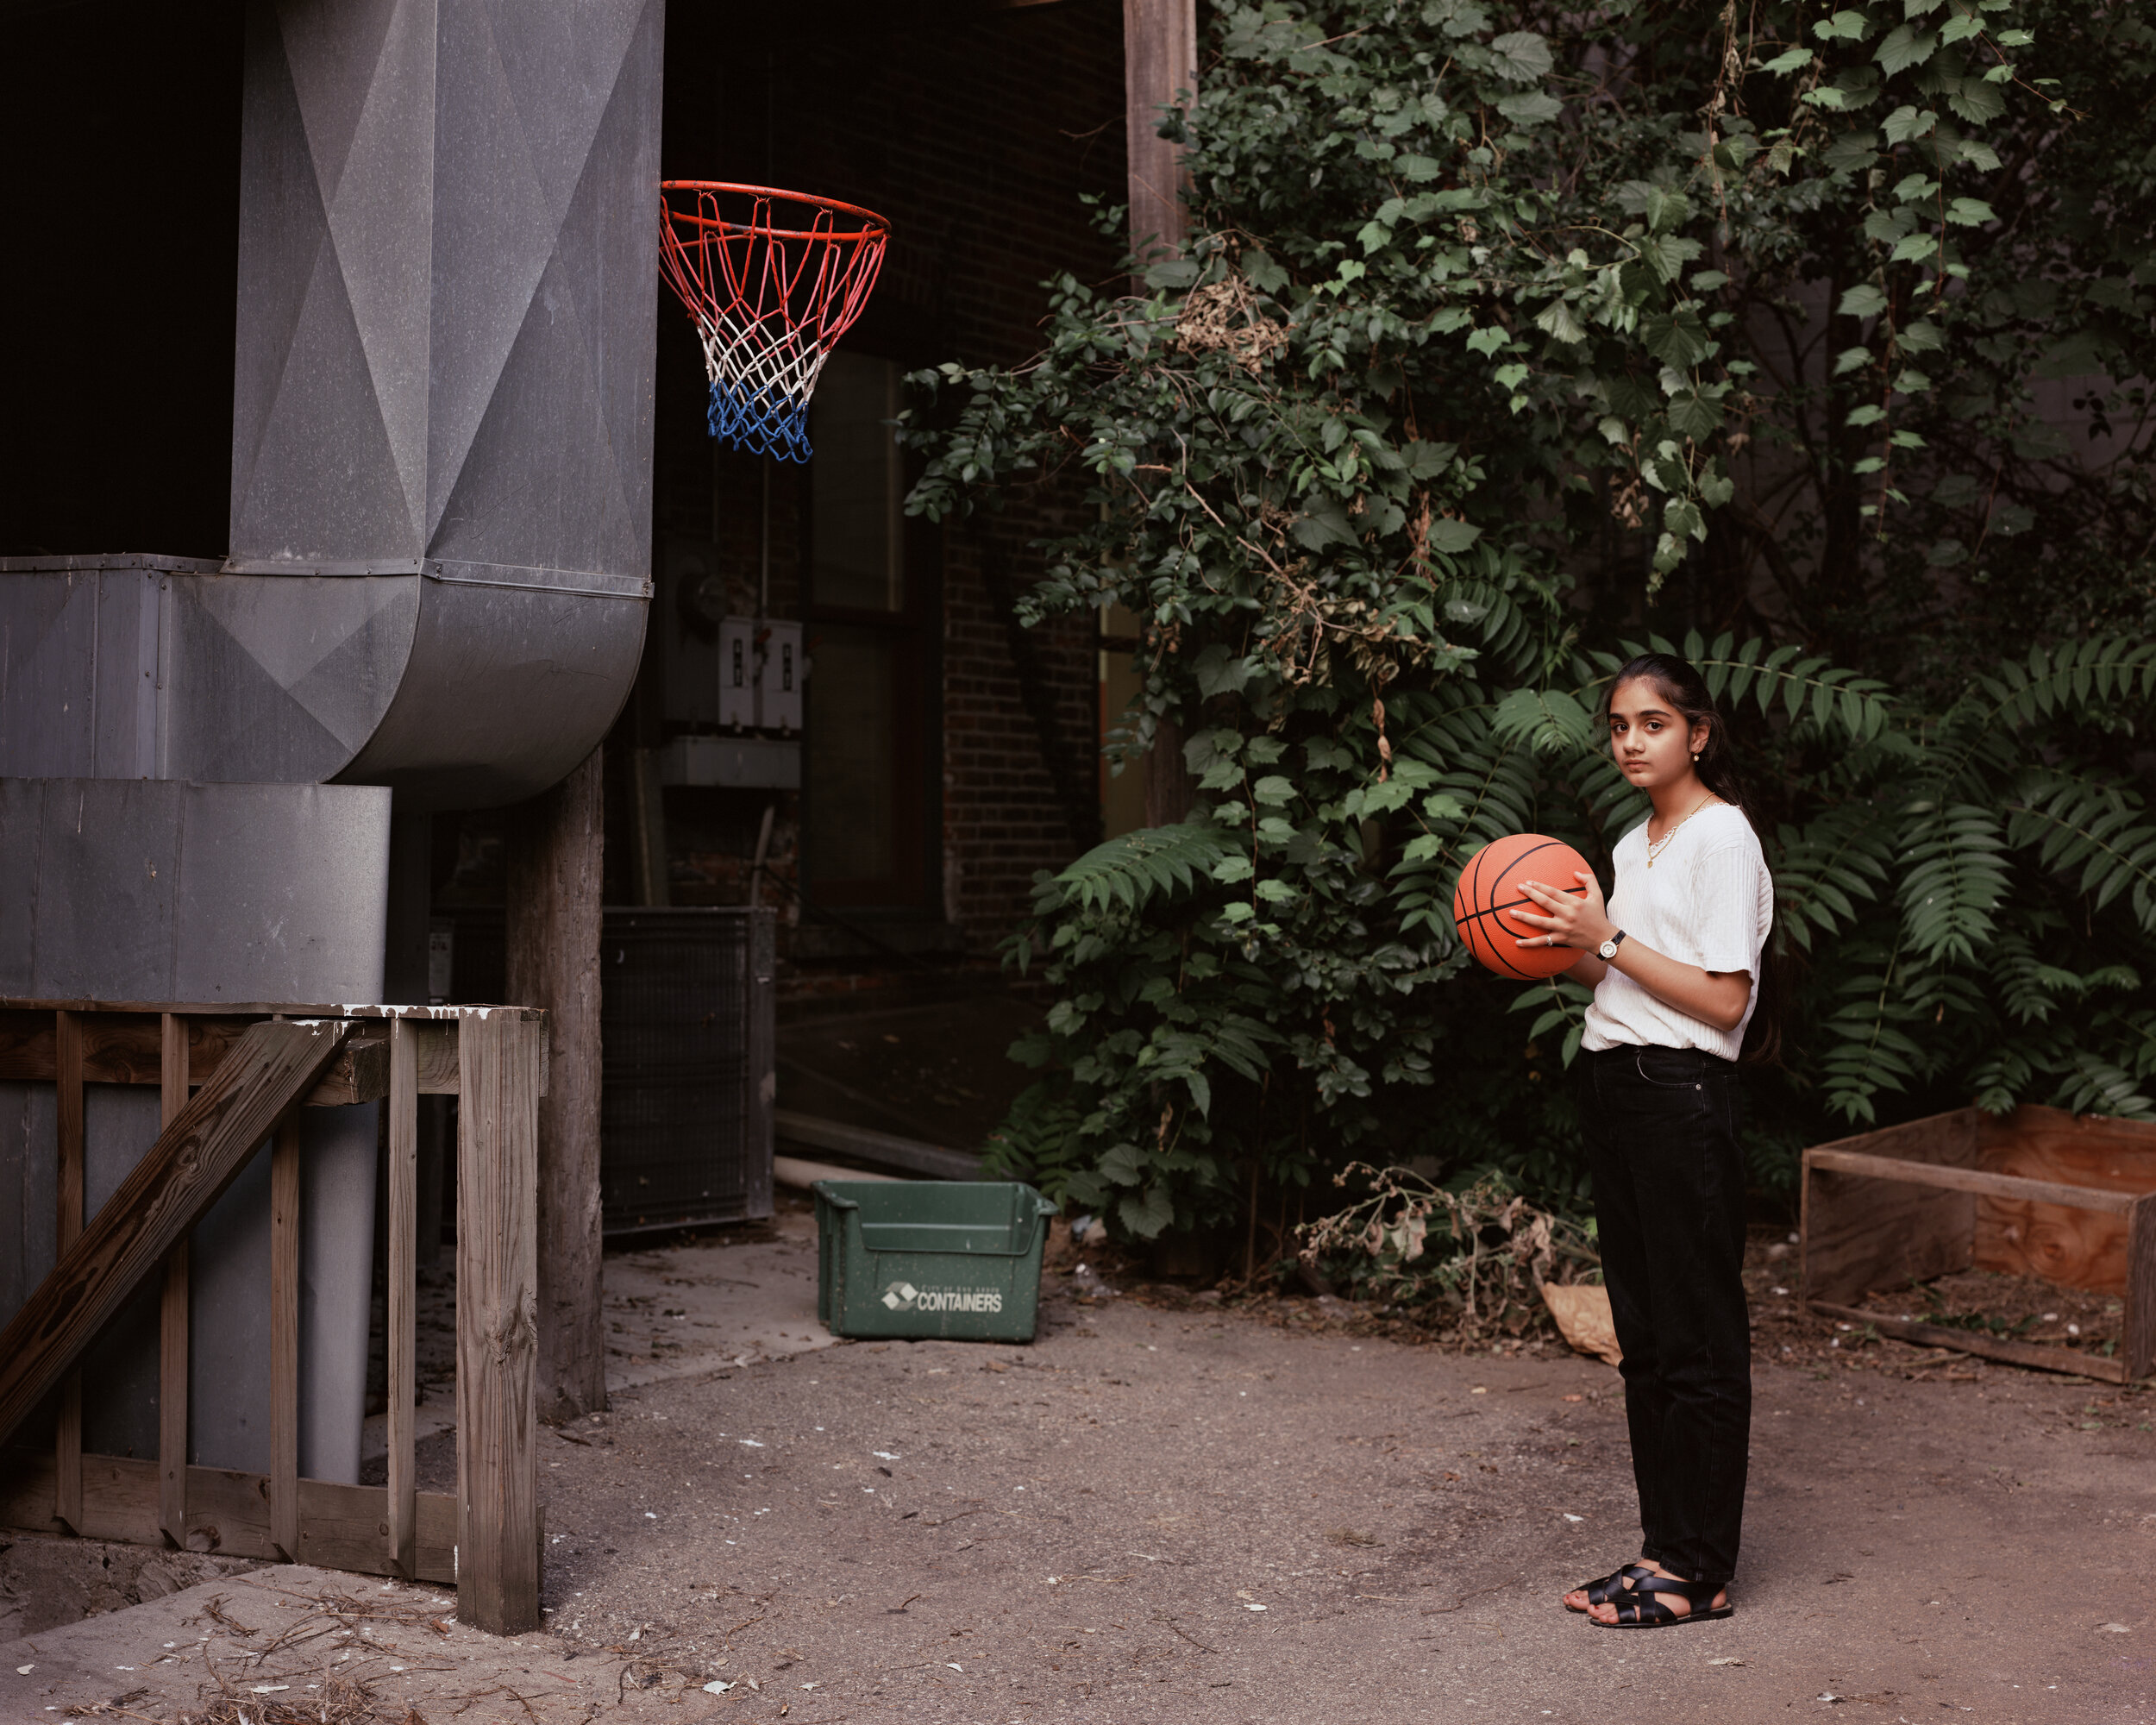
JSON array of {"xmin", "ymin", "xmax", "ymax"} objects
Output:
[
  {"xmin": 718, "ymin": 616, "xmax": 757, "ymax": 730},
  {"xmin": 757, "ymin": 620, "xmax": 804, "ymax": 733}
]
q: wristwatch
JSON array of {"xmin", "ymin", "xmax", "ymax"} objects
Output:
[{"xmin": 1596, "ymin": 930, "xmax": 1627, "ymax": 962}]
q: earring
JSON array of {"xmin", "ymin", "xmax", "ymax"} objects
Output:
[{"xmin": 1692, "ymin": 752, "xmax": 1701, "ymax": 762}]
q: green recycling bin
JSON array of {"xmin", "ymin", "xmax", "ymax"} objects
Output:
[{"xmin": 813, "ymin": 1180, "xmax": 1059, "ymax": 1343}]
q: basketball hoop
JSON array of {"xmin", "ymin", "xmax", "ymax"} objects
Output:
[{"xmin": 658, "ymin": 181, "xmax": 892, "ymax": 463}]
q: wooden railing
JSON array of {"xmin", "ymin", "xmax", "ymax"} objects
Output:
[{"xmin": 0, "ymin": 1000, "xmax": 547, "ymax": 1634}]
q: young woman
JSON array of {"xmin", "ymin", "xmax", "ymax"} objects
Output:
[{"xmin": 1509, "ymin": 652, "xmax": 1775, "ymax": 1629}]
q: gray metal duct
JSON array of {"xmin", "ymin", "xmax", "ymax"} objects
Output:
[
  {"xmin": 0, "ymin": 0, "xmax": 665, "ymax": 1489},
  {"xmin": 0, "ymin": 559, "xmax": 648, "ymax": 809},
  {"xmin": 0, "ymin": 777, "xmax": 391, "ymax": 1481},
  {"xmin": 1, "ymin": 1, "xmax": 661, "ymax": 811},
  {"xmin": 206, "ymin": 0, "xmax": 662, "ymax": 809}
]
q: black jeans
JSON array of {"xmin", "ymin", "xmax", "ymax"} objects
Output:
[{"xmin": 1574, "ymin": 1044, "xmax": 1752, "ymax": 1586}]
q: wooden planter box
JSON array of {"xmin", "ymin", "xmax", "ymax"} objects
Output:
[{"xmin": 1802, "ymin": 1103, "xmax": 2156, "ymax": 1382}]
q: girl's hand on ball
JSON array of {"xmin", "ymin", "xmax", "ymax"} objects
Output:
[{"xmin": 1512, "ymin": 870, "xmax": 1614, "ymax": 950}]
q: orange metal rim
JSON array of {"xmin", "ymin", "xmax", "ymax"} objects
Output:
[{"xmin": 660, "ymin": 179, "xmax": 891, "ymax": 243}]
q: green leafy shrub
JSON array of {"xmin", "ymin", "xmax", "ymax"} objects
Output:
[{"xmin": 907, "ymin": 0, "xmax": 2156, "ymax": 1242}]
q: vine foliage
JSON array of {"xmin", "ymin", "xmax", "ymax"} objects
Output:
[{"xmin": 903, "ymin": 0, "xmax": 2156, "ymax": 1241}]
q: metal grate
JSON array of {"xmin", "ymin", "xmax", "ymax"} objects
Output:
[{"xmin": 448, "ymin": 907, "xmax": 774, "ymax": 1234}]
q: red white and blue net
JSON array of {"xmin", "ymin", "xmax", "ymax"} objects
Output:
[{"xmin": 659, "ymin": 182, "xmax": 891, "ymax": 463}]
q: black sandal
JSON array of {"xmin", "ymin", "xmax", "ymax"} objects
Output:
[
  {"xmin": 1594, "ymin": 1573, "xmax": 1733, "ymax": 1628},
  {"xmin": 1564, "ymin": 1562, "xmax": 1651, "ymax": 1613}
]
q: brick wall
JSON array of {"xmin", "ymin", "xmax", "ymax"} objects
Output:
[{"xmin": 630, "ymin": 2, "xmax": 1129, "ymax": 998}]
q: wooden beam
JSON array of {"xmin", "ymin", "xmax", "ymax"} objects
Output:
[
  {"xmin": 0, "ymin": 1011, "xmax": 392, "ymax": 1103},
  {"xmin": 1808, "ymin": 1300, "xmax": 2128, "ymax": 1383},
  {"xmin": 311, "ymin": 1032, "xmax": 390, "ymax": 1105},
  {"xmin": 408, "ymin": 1019, "xmax": 466, "ymax": 1095},
  {"xmin": 627, "ymin": 746, "xmax": 671, "ymax": 907},
  {"xmin": 54, "ymin": 1009, "xmax": 83, "ymax": 1534},
  {"xmin": 0, "ymin": 999, "xmax": 518, "ymax": 1018},
  {"xmin": 456, "ymin": 1009, "xmax": 543, "ymax": 1634},
  {"xmin": 0, "ymin": 1018, "xmax": 351, "ymax": 1450},
  {"xmin": 386, "ymin": 1019, "xmax": 419, "ymax": 1579},
  {"xmin": 505, "ymin": 750, "xmax": 607, "ymax": 1422},
  {"xmin": 270, "ymin": 1113, "xmax": 301, "ymax": 1560},
  {"xmin": 1124, "ymin": 0, "xmax": 1197, "ymax": 829},
  {"xmin": 0, "ymin": 1448, "xmax": 458, "ymax": 1583},
  {"xmin": 1807, "ymin": 1145, "xmax": 2137, "ymax": 1215},
  {"xmin": 158, "ymin": 1013, "xmax": 189, "ymax": 1548},
  {"xmin": 2127, "ymin": 1194, "xmax": 2156, "ymax": 1382},
  {"xmin": 1123, "ymin": 0, "xmax": 1194, "ymax": 258}
]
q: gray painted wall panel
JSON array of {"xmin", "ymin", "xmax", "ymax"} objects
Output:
[
  {"xmin": 298, "ymin": 1106, "xmax": 379, "ymax": 1482},
  {"xmin": 0, "ymin": 779, "xmax": 39, "ymax": 995},
  {"xmin": 90, "ymin": 572, "xmax": 161, "ymax": 781},
  {"xmin": 0, "ymin": 573, "xmax": 160, "ymax": 782},
  {"xmin": 0, "ymin": 574, "xmax": 97, "ymax": 778},
  {"xmin": 172, "ymin": 781, "xmax": 391, "ymax": 1001},
  {"xmin": 79, "ymin": 1085, "xmax": 166, "ymax": 1461},
  {"xmin": 33, "ymin": 780, "xmax": 181, "ymax": 1000},
  {"xmin": 188, "ymin": 1151, "xmax": 273, "ymax": 1475},
  {"xmin": 0, "ymin": 777, "xmax": 392, "ymax": 1002}
]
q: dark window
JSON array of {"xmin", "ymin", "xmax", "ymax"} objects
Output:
[{"xmin": 805, "ymin": 352, "xmax": 934, "ymax": 908}]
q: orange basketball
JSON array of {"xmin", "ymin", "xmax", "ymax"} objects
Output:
[{"xmin": 1451, "ymin": 832, "xmax": 1594, "ymax": 979}]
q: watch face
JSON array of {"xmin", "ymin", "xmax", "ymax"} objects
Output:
[{"xmin": 1598, "ymin": 939, "xmax": 1618, "ymax": 959}]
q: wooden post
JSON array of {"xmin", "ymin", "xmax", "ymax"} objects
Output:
[
  {"xmin": 629, "ymin": 747, "xmax": 671, "ymax": 907},
  {"xmin": 2127, "ymin": 1193, "xmax": 2156, "ymax": 1383},
  {"xmin": 455, "ymin": 1009, "xmax": 543, "ymax": 1635},
  {"xmin": 387, "ymin": 1018, "xmax": 420, "ymax": 1578},
  {"xmin": 270, "ymin": 1113, "xmax": 301, "ymax": 1560},
  {"xmin": 159, "ymin": 1013, "xmax": 190, "ymax": 1547},
  {"xmin": 54, "ymin": 1008, "xmax": 84, "ymax": 1534},
  {"xmin": 1123, "ymin": 0, "xmax": 1194, "ymax": 260},
  {"xmin": 504, "ymin": 749, "xmax": 607, "ymax": 1421},
  {"xmin": 1125, "ymin": 0, "xmax": 1198, "ymax": 831}
]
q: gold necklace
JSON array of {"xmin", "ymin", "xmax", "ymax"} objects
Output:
[{"xmin": 1646, "ymin": 793, "xmax": 1718, "ymax": 867}]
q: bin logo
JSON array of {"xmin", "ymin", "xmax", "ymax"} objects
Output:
[{"xmin": 881, "ymin": 1281, "xmax": 1004, "ymax": 1314}]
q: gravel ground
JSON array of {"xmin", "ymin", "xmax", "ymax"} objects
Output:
[
  {"xmin": 11, "ymin": 1213, "xmax": 2155, "ymax": 1724},
  {"xmin": 519, "ymin": 1250, "xmax": 2155, "ymax": 1724}
]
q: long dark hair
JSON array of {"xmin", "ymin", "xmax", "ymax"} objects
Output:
[{"xmin": 1604, "ymin": 652, "xmax": 1785, "ymax": 1065}]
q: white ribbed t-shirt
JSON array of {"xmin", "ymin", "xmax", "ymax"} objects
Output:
[{"xmin": 1581, "ymin": 801, "xmax": 1774, "ymax": 1062}]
